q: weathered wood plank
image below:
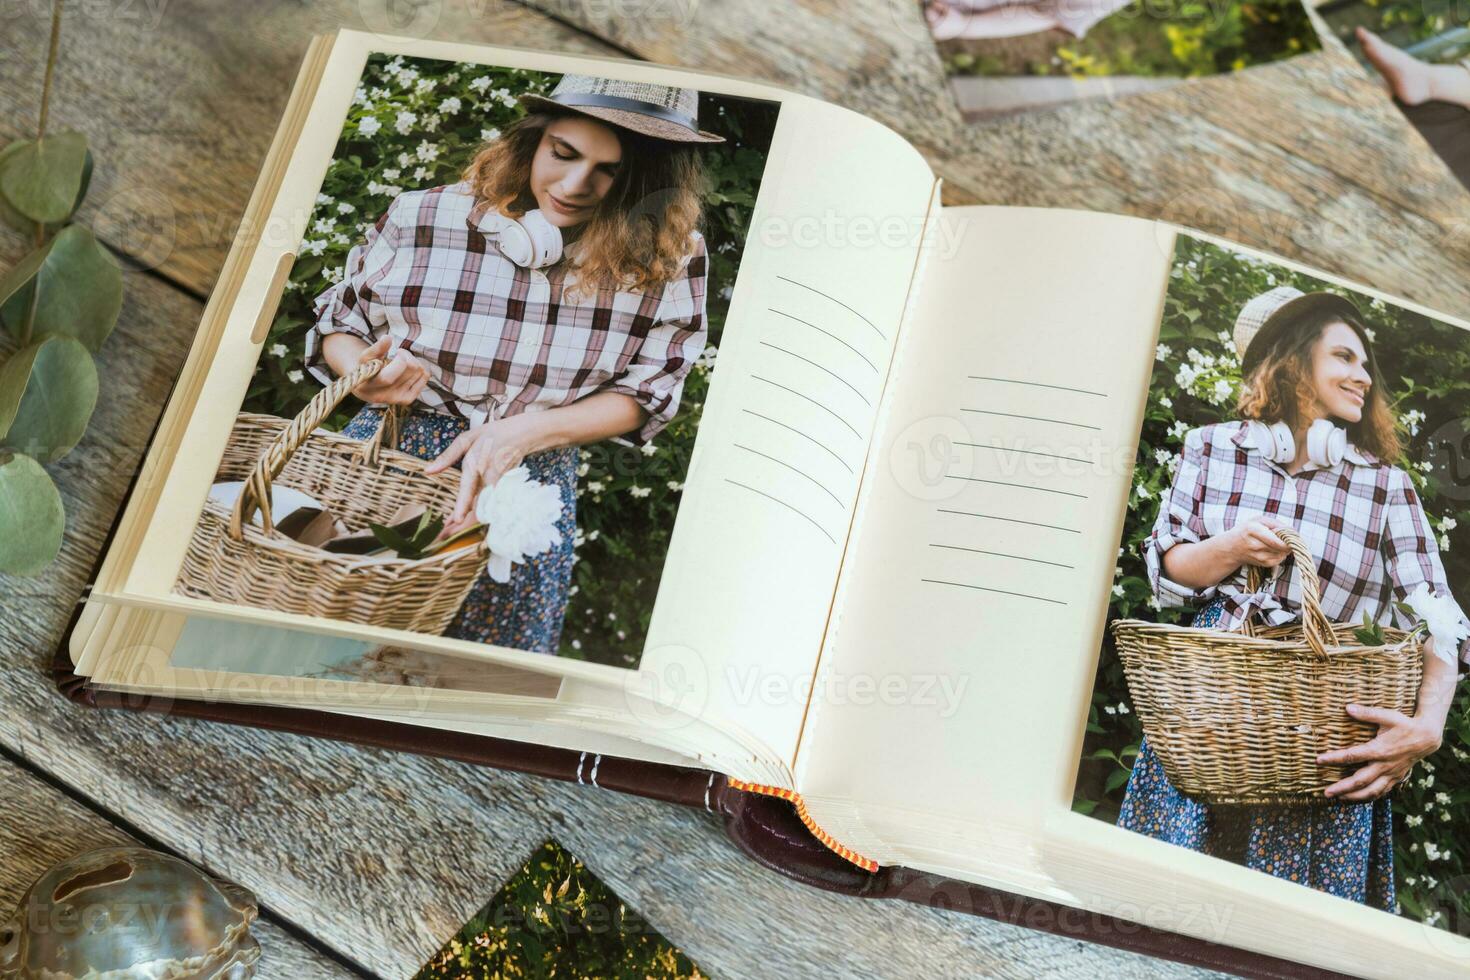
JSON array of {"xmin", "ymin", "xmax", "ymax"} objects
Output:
[{"xmin": 0, "ymin": 755, "xmax": 360, "ymax": 980}]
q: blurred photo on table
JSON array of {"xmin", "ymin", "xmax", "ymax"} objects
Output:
[{"xmin": 921, "ymin": 0, "xmax": 1320, "ymax": 121}]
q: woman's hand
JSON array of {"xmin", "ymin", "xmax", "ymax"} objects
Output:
[
  {"xmin": 1226, "ymin": 513, "xmax": 1293, "ymax": 568},
  {"xmin": 425, "ymin": 413, "xmax": 548, "ymax": 533},
  {"xmin": 1318, "ymin": 639, "xmax": 1458, "ymax": 801},
  {"xmin": 1317, "ymin": 704, "xmax": 1443, "ymax": 801},
  {"xmin": 350, "ymin": 337, "xmax": 430, "ymax": 406}
]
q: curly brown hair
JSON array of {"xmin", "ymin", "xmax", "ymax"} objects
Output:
[
  {"xmin": 1237, "ymin": 305, "xmax": 1400, "ymax": 463},
  {"xmin": 459, "ymin": 110, "xmax": 707, "ymax": 299}
]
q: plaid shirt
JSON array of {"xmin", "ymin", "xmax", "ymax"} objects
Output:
[
  {"xmin": 304, "ymin": 181, "xmax": 709, "ymax": 446},
  {"xmin": 1146, "ymin": 420, "xmax": 1470, "ymax": 665}
]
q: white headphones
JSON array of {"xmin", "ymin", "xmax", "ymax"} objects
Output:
[
  {"xmin": 1244, "ymin": 418, "xmax": 1348, "ymax": 469},
  {"xmin": 477, "ymin": 208, "xmax": 563, "ymax": 269}
]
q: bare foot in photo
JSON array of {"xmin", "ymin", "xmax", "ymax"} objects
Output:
[{"xmin": 1356, "ymin": 27, "xmax": 1470, "ymax": 108}]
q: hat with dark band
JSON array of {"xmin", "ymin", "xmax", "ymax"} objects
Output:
[
  {"xmin": 1233, "ymin": 286, "xmax": 1370, "ymax": 377},
  {"xmin": 519, "ymin": 74, "xmax": 726, "ymax": 144}
]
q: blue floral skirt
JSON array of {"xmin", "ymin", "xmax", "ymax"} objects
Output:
[
  {"xmin": 1116, "ymin": 597, "xmax": 1396, "ymax": 911},
  {"xmin": 341, "ymin": 406, "xmax": 578, "ymax": 655}
]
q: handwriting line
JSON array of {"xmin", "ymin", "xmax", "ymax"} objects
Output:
[{"xmin": 725, "ymin": 478, "xmax": 837, "ymax": 544}]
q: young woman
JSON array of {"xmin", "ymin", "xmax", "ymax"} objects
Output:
[
  {"xmin": 1118, "ymin": 285, "xmax": 1470, "ymax": 909},
  {"xmin": 304, "ymin": 74, "xmax": 723, "ymax": 655}
]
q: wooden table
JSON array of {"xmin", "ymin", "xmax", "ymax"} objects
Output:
[{"xmin": 3, "ymin": 2, "xmax": 1466, "ymax": 976}]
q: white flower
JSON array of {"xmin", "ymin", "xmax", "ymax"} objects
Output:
[
  {"xmin": 336, "ymin": 201, "xmax": 356, "ymax": 214},
  {"xmin": 1155, "ymin": 344, "xmax": 1171, "ymax": 362},
  {"xmin": 1117, "ymin": 702, "xmax": 1129, "ymax": 715},
  {"xmin": 353, "ymin": 85, "xmax": 369, "ymax": 105},
  {"xmin": 396, "ymin": 67, "xmax": 419, "ymax": 86},
  {"xmin": 1158, "ymin": 395, "xmax": 1172, "ymax": 409},
  {"xmin": 381, "ymin": 168, "xmax": 401, "ymax": 181},
  {"xmin": 394, "ymin": 110, "xmax": 418, "ymax": 135},
  {"xmin": 588, "ymin": 529, "xmax": 599, "ymax": 541},
  {"xmin": 1154, "ymin": 449, "xmax": 1172, "ymax": 466},
  {"xmin": 576, "ymin": 462, "xmax": 590, "ymax": 477},
  {"xmin": 469, "ymin": 75, "xmax": 491, "ymax": 92},
  {"xmin": 640, "ymin": 442, "xmax": 658, "ymax": 456},
  {"xmin": 302, "ymin": 239, "xmax": 327, "ymax": 256},
  {"xmin": 1211, "ymin": 378, "xmax": 1233, "ymax": 404},
  {"xmin": 1135, "ymin": 484, "xmax": 1151, "ymax": 500},
  {"xmin": 1442, "ymin": 517, "xmax": 1458, "ymax": 531},
  {"xmin": 1104, "ymin": 704, "xmax": 1117, "ymax": 715},
  {"xmin": 629, "ymin": 485, "xmax": 651, "ymax": 498},
  {"xmin": 316, "ymin": 191, "xmax": 333, "ymax": 205},
  {"xmin": 1436, "ymin": 792, "xmax": 1450, "ymax": 804},
  {"xmin": 1407, "ymin": 814, "xmax": 1423, "ymax": 827},
  {"xmin": 416, "ymin": 139, "xmax": 440, "ymax": 162},
  {"xmin": 413, "ymin": 167, "xmax": 430, "ymax": 182},
  {"xmin": 438, "ymin": 96, "xmax": 461, "ymax": 114},
  {"xmin": 571, "ymin": 639, "xmax": 581, "ymax": 650},
  {"xmin": 1111, "ymin": 583, "xmax": 1125, "ymax": 598},
  {"xmin": 474, "ymin": 466, "xmax": 566, "ymax": 583},
  {"xmin": 397, "ymin": 151, "xmax": 415, "ymax": 168},
  {"xmin": 287, "ymin": 369, "xmax": 303, "ymax": 383},
  {"xmin": 269, "ymin": 343, "xmax": 287, "ymax": 358},
  {"xmin": 357, "ymin": 115, "xmax": 382, "ymax": 137},
  {"xmin": 1404, "ymin": 582, "xmax": 1469, "ymax": 665},
  {"xmin": 587, "ymin": 481, "xmax": 604, "ymax": 494},
  {"xmin": 1441, "ymin": 534, "xmax": 1452, "ymax": 551},
  {"xmin": 480, "ymin": 127, "xmax": 502, "ymax": 143},
  {"xmin": 313, "ymin": 216, "xmax": 336, "ymax": 234},
  {"xmin": 415, "ymin": 77, "xmax": 437, "ymax": 94},
  {"xmin": 423, "ymin": 114, "xmax": 441, "ymax": 130},
  {"xmin": 607, "ymin": 611, "xmax": 617, "ymax": 621},
  {"xmin": 1168, "ymin": 420, "xmax": 1188, "ymax": 440}
]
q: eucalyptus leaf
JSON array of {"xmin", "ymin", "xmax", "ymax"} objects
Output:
[
  {"xmin": 0, "ymin": 451, "xmax": 65, "ymax": 575},
  {"xmin": 0, "ymin": 131, "xmax": 88, "ymax": 224},
  {"xmin": 0, "ymin": 336, "xmax": 98, "ymax": 462},
  {"xmin": 0, "ymin": 145, "xmax": 91, "ymax": 236},
  {"xmin": 0, "ymin": 225, "xmax": 122, "ymax": 350}
]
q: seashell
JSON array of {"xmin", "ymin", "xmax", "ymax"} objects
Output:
[{"xmin": 0, "ymin": 846, "xmax": 260, "ymax": 979}]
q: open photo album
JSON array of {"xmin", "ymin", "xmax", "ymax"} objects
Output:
[{"xmin": 61, "ymin": 28, "xmax": 1470, "ymax": 978}]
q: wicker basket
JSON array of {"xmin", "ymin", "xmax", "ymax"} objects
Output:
[
  {"xmin": 1110, "ymin": 526, "xmax": 1423, "ymax": 806},
  {"xmin": 175, "ymin": 358, "xmax": 488, "ymax": 634}
]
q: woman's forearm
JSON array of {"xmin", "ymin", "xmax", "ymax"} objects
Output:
[
  {"xmin": 520, "ymin": 391, "xmax": 648, "ymax": 453},
  {"xmin": 1414, "ymin": 643, "xmax": 1458, "ymax": 734},
  {"xmin": 1160, "ymin": 535, "xmax": 1242, "ymax": 589},
  {"xmin": 321, "ymin": 332, "xmax": 371, "ymax": 379}
]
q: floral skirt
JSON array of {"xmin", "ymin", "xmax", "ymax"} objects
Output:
[
  {"xmin": 1116, "ymin": 597, "xmax": 1397, "ymax": 911},
  {"xmin": 341, "ymin": 406, "xmax": 578, "ymax": 655}
]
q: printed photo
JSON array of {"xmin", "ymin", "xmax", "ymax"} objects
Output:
[
  {"xmin": 172, "ymin": 52, "xmax": 781, "ymax": 670},
  {"xmin": 1319, "ymin": 0, "xmax": 1470, "ymax": 190},
  {"xmin": 922, "ymin": 0, "xmax": 1319, "ymax": 121},
  {"xmin": 1075, "ymin": 233, "xmax": 1470, "ymax": 935}
]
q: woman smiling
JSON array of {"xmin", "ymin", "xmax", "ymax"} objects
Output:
[
  {"xmin": 1118, "ymin": 286, "xmax": 1470, "ymax": 909},
  {"xmin": 303, "ymin": 73, "xmax": 724, "ymax": 655}
]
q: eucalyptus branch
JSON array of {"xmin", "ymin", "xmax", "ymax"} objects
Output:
[{"xmin": 37, "ymin": 0, "xmax": 65, "ymax": 142}]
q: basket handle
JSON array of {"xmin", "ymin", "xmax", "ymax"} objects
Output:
[
  {"xmin": 230, "ymin": 357, "xmax": 385, "ymax": 539},
  {"xmin": 1242, "ymin": 525, "xmax": 1334, "ymax": 656}
]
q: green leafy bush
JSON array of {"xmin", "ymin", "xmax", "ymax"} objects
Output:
[
  {"xmin": 246, "ymin": 53, "xmax": 777, "ymax": 667},
  {"xmin": 1075, "ymin": 236, "xmax": 1470, "ymax": 933},
  {"xmin": 415, "ymin": 839, "xmax": 703, "ymax": 979}
]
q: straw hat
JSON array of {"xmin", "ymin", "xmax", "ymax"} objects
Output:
[
  {"xmin": 519, "ymin": 74, "xmax": 726, "ymax": 144},
  {"xmin": 1233, "ymin": 286, "xmax": 1366, "ymax": 376}
]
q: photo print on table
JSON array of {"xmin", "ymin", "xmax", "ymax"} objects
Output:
[
  {"xmin": 171, "ymin": 52, "xmax": 781, "ymax": 670},
  {"xmin": 1075, "ymin": 232, "xmax": 1470, "ymax": 936},
  {"xmin": 1319, "ymin": 0, "xmax": 1470, "ymax": 191},
  {"xmin": 919, "ymin": 0, "xmax": 1319, "ymax": 121}
]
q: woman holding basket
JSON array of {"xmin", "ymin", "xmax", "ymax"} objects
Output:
[
  {"xmin": 1117, "ymin": 286, "xmax": 1470, "ymax": 909},
  {"xmin": 304, "ymin": 74, "xmax": 721, "ymax": 654}
]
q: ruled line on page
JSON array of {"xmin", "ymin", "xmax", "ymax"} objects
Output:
[
  {"xmin": 760, "ymin": 342, "xmax": 872, "ymax": 407},
  {"xmin": 776, "ymin": 275, "xmax": 883, "ymax": 340},
  {"xmin": 936, "ymin": 509, "xmax": 1080, "ymax": 534},
  {"xmin": 945, "ymin": 475, "xmax": 1088, "ymax": 499},
  {"xmin": 920, "ymin": 579, "xmax": 1068, "ymax": 605},
  {"xmin": 725, "ymin": 478, "xmax": 837, "ymax": 544},
  {"xmin": 928, "ymin": 544, "xmax": 1075, "ymax": 569},
  {"xmin": 734, "ymin": 443, "xmax": 845, "ymax": 507},
  {"xmin": 960, "ymin": 408, "xmax": 1100, "ymax": 431},
  {"xmin": 741, "ymin": 409, "xmax": 854, "ymax": 474},
  {"xmin": 751, "ymin": 376, "xmax": 863, "ymax": 439},
  {"xmin": 967, "ymin": 375, "xmax": 1108, "ymax": 398},
  {"xmin": 768, "ymin": 309, "xmax": 881, "ymax": 373},
  {"xmin": 955, "ymin": 442, "xmax": 1090, "ymax": 465}
]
